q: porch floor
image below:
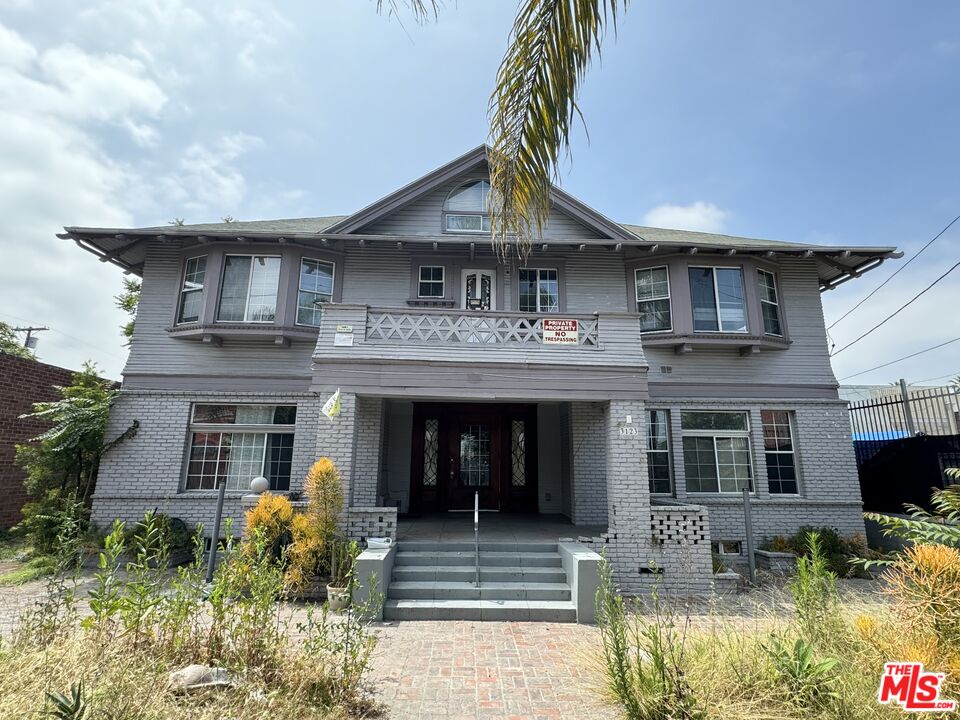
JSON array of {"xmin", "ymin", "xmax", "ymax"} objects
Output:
[{"xmin": 396, "ymin": 513, "xmax": 605, "ymax": 543}]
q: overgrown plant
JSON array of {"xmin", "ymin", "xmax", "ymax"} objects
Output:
[
  {"xmin": 789, "ymin": 531, "xmax": 844, "ymax": 648},
  {"xmin": 285, "ymin": 457, "xmax": 345, "ymax": 590},
  {"xmin": 762, "ymin": 634, "xmax": 839, "ymax": 710},
  {"xmin": 43, "ymin": 681, "xmax": 86, "ymax": 720},
  {"xmin": 865, "ymin": 484, "xmax": 960, "ymax": 553}
]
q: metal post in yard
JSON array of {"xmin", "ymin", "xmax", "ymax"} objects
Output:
[
  {"xmin": 205, "ymin": 479, "xmax": 227, "ymax": 584},
  {"xmin": 742, "ymin": 487, "xmax": 756, "ymax": 585},
  {"xmin": 900, "ymin": 378, "xmax": 917, "ymax": 436}
]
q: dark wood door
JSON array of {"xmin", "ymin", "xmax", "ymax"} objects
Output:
[{"xmin": 409, "ymin": 403, "xmax": 537, "ymax": 514}]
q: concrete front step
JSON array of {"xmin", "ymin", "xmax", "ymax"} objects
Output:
[
  {"xmin": 394, "ymin": 550, "xmax": 563, "ymax": 567},
  {"xmin": 395, "ymin": 541, "xmax": 559, "ymax": 553},
  {"xmin": 388, "ymin": 581, "xmax": 571, "ymax": 601},
  {"xmin": 383, "ymin": 598, "xmax": 577, "ymax": 622},
  {"xmin": 392, "ymin": 565, "xmax": 568, "ymax": 583}
]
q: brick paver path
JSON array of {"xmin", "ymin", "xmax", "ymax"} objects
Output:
[{"xmin": 368, "ymin": 620, "xmax": 618, "ymax": 720}]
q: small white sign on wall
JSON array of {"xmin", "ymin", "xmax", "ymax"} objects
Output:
[{"xmin": 334, "ymin": 332, "xmax": 354, "ymax": 347}]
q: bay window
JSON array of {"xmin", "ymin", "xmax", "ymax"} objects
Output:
[
  {"xmin": 689, "ymin": 267, "xmax": 747, "ymax": 333},
  {"xmin": 635, "ymin": 267, "xmax": 672, "ymax": 332},
  {"xmin": 518, "ymin": 268, "xmax": 559, "ymax": 312},
  {"xmin": 758, "ymin": 270, "xmax": 783, "ymax": 336},
  {"xmin": 217, "ymin": 255, "xmax": 281, "ymax": 322},
  {"xmin": 185, "ymin": 404, "xmax": 296, "ymax": 492},
  {"xmin": 177, "ymin": 256, "xmax": 207, "ymax": 324},
  {"xmin": 681, "ymin": 411, "xmax": 753, "ymax": 493},
  {"xmin": 762, "ymin": 410, "xmax": 799, "ymax": 494},
  {"xmin": 297, "ymin": 258, "xmax": 335, "ymax": 326}
]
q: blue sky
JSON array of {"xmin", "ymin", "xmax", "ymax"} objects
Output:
[{"xmin": 0, "ymin": 0, "xmax": 957, "ymax": 384}]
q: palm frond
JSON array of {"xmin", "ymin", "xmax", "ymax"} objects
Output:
[
  {"xmin": 375, "ymin": 0, "xmax": 441, "ymax": 24},
  {"xmin": 488, "ymin": 0, "xmax": 627, "ymax": 261}
]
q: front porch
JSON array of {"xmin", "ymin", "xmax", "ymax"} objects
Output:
[{"xmin": 397, "ymin": 512, "xmax": 606, "ymax": 543}]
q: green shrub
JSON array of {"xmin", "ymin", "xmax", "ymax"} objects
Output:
[{"xmin": 762, "ymin": 526, "xmax": 868, "ymax": 578}]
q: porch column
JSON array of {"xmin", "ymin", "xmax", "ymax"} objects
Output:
[
  {"xmin": 314, "ymin": 388, "xmax": 356, "ymax": 501},
  {"xmin": 569, "ymin": 401, "xmax": 607, "ymax": 524},
  {"xmin": 351, "ymin": 396, "xmax": 384, "ymax": 506},
  {"xmin": 605, "ymin": 399, "xmax": 651, "ymax": 534}
]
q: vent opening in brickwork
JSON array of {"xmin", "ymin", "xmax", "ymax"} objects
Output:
[{"xmin": 639, "ymin": 566, "xmax": 665, "ymax": 575}]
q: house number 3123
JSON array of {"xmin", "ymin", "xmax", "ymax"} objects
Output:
[{"xmin": 619, "ymin": 426, "xmax": 639, "ymax": 436}]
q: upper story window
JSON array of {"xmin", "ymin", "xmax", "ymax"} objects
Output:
[
  {"xmin": 218, "ymin": 255, "xmax": 281, "ymax": 323},
  {"xmin": 418, "ymin": 266, "xmax": 445, "ymax": 298},
  {"xmin": 518, "ymin": 268, "xmax": 559, "ymax": 313},
  {"xmin": 177, "ymin": 256, "xmax": 207, "ymax": 324},
  {"xmin": 635, "ymin": 266, "xmax": 671, "ymax": 333},
  {"xmin": 297, "ymin": 258, "xmax": 335, "ymax": 327},
  {"xmin": 758, "ymin": 270, "xmax": 782, "ymax": 336},
  {"xmin": 444, "ymin": 180, "xmax": 491, "ymax": 233},
  {"xmin": 689, "ymin": 266, "xmax": 747, "ymax": 333}
]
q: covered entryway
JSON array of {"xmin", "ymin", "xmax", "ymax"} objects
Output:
[{"xmin": 409, "ymin": 402, "xmax": 538, "ymax": 513}]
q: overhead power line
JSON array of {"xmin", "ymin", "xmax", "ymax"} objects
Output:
[
  {"xmin": 827, "ymin": 213, "xmax": 960, "ymax": 331},
  {"xmin": 914, "ymin": 369, "xmax": 960, "ymax": 384},
  {"xmin": 831, "ymin": 258, "xmax": 960, "ymax": 357},
  {"xmin": 838, "ymin": 336, "xmax": 960, "ymax": 381}
]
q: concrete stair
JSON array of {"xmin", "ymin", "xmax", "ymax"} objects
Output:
[{"xmin": 383, "ymin": 541, "xmax": 577, "ymax": 622}]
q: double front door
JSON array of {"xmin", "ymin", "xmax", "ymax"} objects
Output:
[{"xmin": 410, "ymin": 403, "xmax": 537, "ymax": 513}]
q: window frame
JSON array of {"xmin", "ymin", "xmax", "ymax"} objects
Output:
[
  {"xmin": 517, "ymin": 267, "xmax": 561, "ymax": 313},
  {"xmin": 681, "ymin": 410, "xmax": 755, "ymax": 495},
  {"xmin": 761, "ymin": 409, "xmax": 801, "ymax": 495},
  {"xmin": 688, "ymin": 265, "xmax": 748, "ymax": 334},
  {"xmin": 442, "ymin": 179, "xmax": 492, "ymax": 235},
  {"xmin": 295, "ymin": 257, "xmax": 336, "ymax": 328},
  {"xmin": 184, "ymin": 404, "xmax": 296, "ymax": 493},
  {"xmin": 647, "ymin": 409, "xmax": 673, "ymax": 495},
  {"xmin": 758, "ymin": 269, "xmax": 783, "ymax": 337},
  {"xmin": 216, "ymin": 253, "xmax": 282, "ymax": 324},
  {"xmin": 417, "ymin": 265, "xmax": 446, "ymax": 299},
  {"xmin": 176, "ymin": 255, "xmax": 207, "ymax": 325},
  {"xmin": 635, "ymin": 266, "xmax": 672, "ymax": 334}
]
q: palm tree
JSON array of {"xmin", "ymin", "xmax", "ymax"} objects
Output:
[{"xmin": 377, "ymin": 0, "xmax": 627, "ymax": 259}]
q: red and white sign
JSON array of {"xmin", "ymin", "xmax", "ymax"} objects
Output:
[
  {"xmin": 542, "ymin": 319, "xmax": 579, "ymax": 345},
  {"xmin": 878, "ymin": 662, "xmax": 956, "ymax": 712}
]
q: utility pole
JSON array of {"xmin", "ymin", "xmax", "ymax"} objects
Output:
[{"xmin": 13, "ymin": 326, "xmax": 48, "ymax": 350}]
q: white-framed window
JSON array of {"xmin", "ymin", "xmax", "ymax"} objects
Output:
[
  {"xmin": 418, "ymin": 265, "xmax": 445, "ymax": 298},
  {"xmin": 297, "ymin": 258, "xmax": 335, "ymax": 327},
  {"xmin": 177, "ymin": 256, "xmax": 207, "ymax": 324},
  {"xmin": 518, "ymin": 268, "xmax": 559, "ymax": 312},
  {"xmin": 681, "ymin": 411, "xmax": 753, "ymax": 493},
  {"xmin": 688, "ymin": 266, "xmax": 747, "ymax": 333},
  {"xmin": 217, "ymin": 255, "xmax": 281, "ymax": 322},
  {"xmin": 635, "ymin": 266, "xmax": 672, "ymax": 333},
  {"xmin": 758, "ymin": 270, "xmax": 783, "ymax": 336},
  {"xmin": 185, "ymin": 404, "xmax": 296, "ymax": 492},
  {"xmin": 444, "ymin": 179, "xmax": 491, "ymax": 233},
  {"xmin": 761, "ymin": 410, "xmax": 799, "ymax": 494},
  {"xmin": 647, "ymin": 409, "xmax": 672, "ymax": 494}
]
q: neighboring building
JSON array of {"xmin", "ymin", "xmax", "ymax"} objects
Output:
[
  {"xmin": 64, "ymin": 146, "xmax": 897, "ymax": 594},
  {"xmin": 0, "ymin": 352, "xmax": 76, "ymax": 528}
]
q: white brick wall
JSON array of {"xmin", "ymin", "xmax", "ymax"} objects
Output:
[
  {"xmin": 351, "ymin": 396, "xmax": 384, "ymax": 506},
  {"xmin": 569, "ymin": 402, "xmax": 607, "ymax": 524}
]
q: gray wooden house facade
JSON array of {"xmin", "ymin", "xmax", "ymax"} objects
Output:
[{"xmin": 65, "ymin": 146, "xmax": 898, "ymax": 593}]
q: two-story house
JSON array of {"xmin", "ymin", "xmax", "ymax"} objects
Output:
[{"xmin": 64, "ymin": 145, "xmax": 897, "ymax": 601}]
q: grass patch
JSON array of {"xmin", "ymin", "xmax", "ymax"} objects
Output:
[{"xmin": 0, "ymin": 554, "xmax": 57, "ymax": 586}]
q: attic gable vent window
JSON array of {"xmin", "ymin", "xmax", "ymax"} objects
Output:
[{"xmin": 444, "ymin": 179, "xmax": 491, "ymax": 233}]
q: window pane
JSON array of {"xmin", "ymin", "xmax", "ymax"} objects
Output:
[
  {"xmin": 266, "ymin": 433, "xmax": 294, "ymax": 491},
  {"xmin": 178, "ymin": 289, "xmax": 203, "ymax": 324},
  {"xmin": 762, "ymin": 303, "xmax": 782, "ymax": 336},
  {"xmin": 297, "ymin": 258, "xmax": 334, "ymax": 326},
  {"xmin": 648, "ymin": 409, "xmax": 669, "ymax": 451},
  {"xmin": 518, "ymin": 269, "xmax": 538, "ymax": 312},
  {"xmin": 647, "ymin": 409, "xmax": 671, "ymax": 493},
  {"xmin": 511, "ymin": 419, "xmax": 526, "ymax": 487},
  {"xmin": 418, "ymin": 266, "xmax": 445, "ymax": 298},
  {"xmin": 247, "ymin": 256, "xmax": 280, "ymax": 322},
  {"xmin": 422, "ymin": 418, "xmax": 439, "ymax": 487},
  {"xmin": 178, "ymin": 256, "xmax": 207, "ymax": 324},
  {"xmin": 636, "ymin": 267, "xmax": 669, "ymax": 301},
  {"xmin": 689, "ymin": 268, "xmax": 719, "ymax": 331},
  {"xmin": 218, "ymin": 256, "xmax": 251, "ymax": 321},
  {"xmin": 648, "ymin": 452, "xmax": 671, "ymax": 493},
  {"xmin": 716, "ymin": 268, "xmax": 746, "ymax": 332},
  {"xmin": 639, "ymin": 299, "xmax": 671, "ymax": 332},
  {"xmin": 224, "ymin": 433, "xmax": 266, "ymax": 491},
  {"xmin": 193, "ymin": 404, "xmax": 296, "ymax": 425},
  {"xmin": 186, "ymin": 432, "xmax": 228, "ymax": 490},
  {"xmin": 446, "ymin": 214, "xmax": 487, "ymax": 232},
  {"xmin": 193, "ymin": 405, "xmax": 237, "ymax": 424},
  {"xmin": 681, "ymin": 411, "xmax": 748, "ymax": 431},
  {"xmin": 683, "ymin": 436, "xmax": 718, "ymax": 493},
  {"xmin": 716, "ymin": 436, "xmax": 752, "ymax": 492},
  {"xmin": 761, "ymin": 410, "xmax": 792, "ymax": 451},
  {"xmin": 759, "ymin": 271, "xmax": 778, "ymax": 304},
  {"xmin": 445, "ymin": 180, "xmax": 490, "ymax": 212},
  {"xmin": 538, "ymin": 270, "xmax": 559, "ymax": 312}
]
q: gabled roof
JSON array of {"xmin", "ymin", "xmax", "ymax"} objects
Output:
[{"xmin": 61, "ymin": 145, "xmax": 900, "ymax": 291}]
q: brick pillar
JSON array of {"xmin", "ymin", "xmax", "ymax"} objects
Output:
[
  {"xmin": 351, "ymin": 396, "xmax": 384, "ymax": 506},
  {"xmin": 605, "ymin": 399, "xmax": 650, "ymax": 533},
  {"xmin": 568, "ymin": 401, "xmax": 607, "ymax": 525},
  {"xmin": 314, "ymin": 390, "xmax": 356, "ymax": 502}
]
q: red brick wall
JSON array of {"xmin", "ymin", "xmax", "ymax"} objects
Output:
[{"xmin": 0, "ymin": 353, "xmax": 77, "ymax": 529}]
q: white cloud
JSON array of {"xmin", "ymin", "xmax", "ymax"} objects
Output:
[
  {"xmin": 0, "ymin": 24, "xmax": 36, "ymax": 68},
  {"xmin": 643, "ymin": 201, "xmax": 729, "ymax": 233}
]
